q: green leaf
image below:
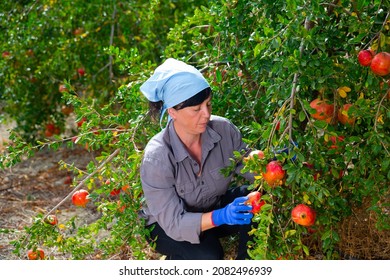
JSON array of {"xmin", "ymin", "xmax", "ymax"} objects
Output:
[
  {"xmin": 321, "ymin": 229, "xmax": 331, "ymax": 241},
  {"xmin": 299, "ymin": 110, "xmax": 306, "ymax": 122},
  {"xmin": 302, "ymin": 244, "xmax": 310, "ymax": 256},
  {"xmin": 215, "ymin": 69, "xmax": 222, "ymax": 83},
  {"xmin": 254, "ymin": 43, "xmax": 265, "ymax": 57},
  {"xmin": 284, "ymin": 229, "xmax": 297, "ymax": 238}
]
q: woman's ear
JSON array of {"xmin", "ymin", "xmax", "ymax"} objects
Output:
[{"xmin": 167, "ymin": 108, "xmax": 177, "ymax": 120}]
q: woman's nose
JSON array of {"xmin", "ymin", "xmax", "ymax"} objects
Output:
[{"xmin": 201, "ymin": 106, "xmax": 211, "ymax": 118}]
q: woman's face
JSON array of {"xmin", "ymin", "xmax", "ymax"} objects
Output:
[{"xmin": 169, "ymin": 96, "xmax": 212, "ymax": 135}]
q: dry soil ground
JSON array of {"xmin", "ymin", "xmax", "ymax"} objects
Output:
[
  {"xmin": 0, "ymin": 144, "xmax": 103, "ymax": 260},
  {"xmin": 0, "ymin": 118, "xmax": 115, "ymax": 260}
]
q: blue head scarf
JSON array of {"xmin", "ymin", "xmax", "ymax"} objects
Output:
[{"xmin": 140, "ymin": 58, "xmax": 210, "ymax": 127}]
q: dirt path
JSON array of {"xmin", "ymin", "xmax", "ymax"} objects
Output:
[{"xmin": 0, "ymin": 143, "xmax": 101, "ymax": 260}]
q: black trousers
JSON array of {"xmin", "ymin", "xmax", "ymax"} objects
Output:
[{"xmin": 146, "ymin": 185, "xmax": 255, "ymax": 260}]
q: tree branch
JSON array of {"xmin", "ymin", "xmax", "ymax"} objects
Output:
[
  {"xmin": 287, "ymin": 17, "xmax": 313, "ymax": 143},
  {"xmin": 44, "ymin": 148, "xmax": 120, "ymax": 218},
  {"xmin": 109, "ymin": 3, "xmax": 117, "ymax": 82},
  {"xmin": 373, "ymin": 88, "xmax": 390, "ymax": 156}
]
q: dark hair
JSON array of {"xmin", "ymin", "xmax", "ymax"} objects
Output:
[
  {"xmin": 148, "ymin": 87, "xmax": 212, "ymax": 121},
  {"xmin": 148, "ymin": 100, "xmax": 164, "ymax": 122}
]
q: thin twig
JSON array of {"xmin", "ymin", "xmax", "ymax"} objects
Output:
[
  {"xmin": 373, "ymin": 88, "xmax": 390, "ymax": 156},
  {"xmin": 297, "ymin": 98, "xmax": 316, "ymax": 134},
  {"xmin": 288, "ymin": 72, "xmax": 300, "ymax": 142},
  {"xmin": 21, "ymin": 0, "xmax": 38, "ymax": 19},
  {"xmin": 130, "ymin": 115, "xmax": 148, "ymax": 152},
  {"xmin": 44, "ymin": 148, "xmax": 120, "ymax": 218},
  {"xmin": 109, "ymin": 3, "xmax": 117, "ymax": 82},
  {"xmin": 286, "ymin": 17, "xmax": 310, "ymax": 143},
  {"xmin": 267, "ymin": 98, "xmax": 291, "ymax": 149},
  {"xmin": 184, "ymin": 25, "xmax": 213, "ymax": 33},
  {"xmin": 364, "ymin": 11, "xmax": 390, "ymax": 50},
  {"xmin": 377, "ymin": 11, "xmax": 390, "ymax": 48},
  {"xmin": 95, "ymin": 63, "xmax": 111, "ymax": 77},
  {"xmin": 321, "ymin": 2, "xmax": 355, "ymax": 18}
]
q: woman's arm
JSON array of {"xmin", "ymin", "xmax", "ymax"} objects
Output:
[
  {"xmin": 141, "ymin": 155, "xmax": 205, "ymax": 244},
  {"xmin": 201, "ymin": 212, "xmax": 214, "ymax": 231}
]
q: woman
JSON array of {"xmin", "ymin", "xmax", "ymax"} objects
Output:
[{"xmin": 139, "ymin": 58, "xmax": 256, "ymax": 260}]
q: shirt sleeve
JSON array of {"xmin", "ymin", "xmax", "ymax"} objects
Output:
[{"xmin": 140, "ymin": 156, "xmax": 203, "ymax": 244}]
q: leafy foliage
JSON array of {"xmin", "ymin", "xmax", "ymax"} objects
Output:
[{"xmin": 0, "ymin": 0, "xmax": 206, "ymax": 141}]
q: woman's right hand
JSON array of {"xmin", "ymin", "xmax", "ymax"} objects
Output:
[{"xmin": 211, "ymin": 196, "xmax": 253, "ymax": 226}]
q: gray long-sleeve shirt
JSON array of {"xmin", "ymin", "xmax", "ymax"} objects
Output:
[{"xmin": 140, "ymin": 115, "xmax": 255, "ymax": 244}]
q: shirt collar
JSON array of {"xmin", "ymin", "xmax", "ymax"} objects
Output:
[{"xmin": 168, "ymin": 117, "xmax": 222, "ymax": 163}]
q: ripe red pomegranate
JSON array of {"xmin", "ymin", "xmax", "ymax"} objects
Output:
[
  {"xmin": 245, "ymin": 191, "xmax": 265, "ymax": 213},
  {"xmin": 2, "ymin": 51, "xmax": 11, "ymax": 58},
  {"xmin": 45, "ymin": 214, "xmax": 58, "ymax": 225},
  {"xmin": 329, "ymin": 135, "xmax": 345, "ymax": 150},
  {"xmin": 244, "ymin": 150, "xmax": 265, "ymax": 162},
  {"xmin": 77, "ymin": 117, "xmax": 87, "ymax": 128},
  {"xmin": 310, "ymin": 98, "xmax": 334, "ymax": 123},
  {"xmin": 357, "ymin": 49, "xmax": 374, "ymax": 66},
  {"xmin": 121, "ymin": 184, "xmax": 130, "ymax": 193},
  {"xmin": 262, "ymin": 160, "xmax": 285, "ymax": 186},
  {"xmin": 64, "ymin": 175, "xmax": 72, "ymax": 185},
  {"xmin": 370, "ymin": 52, "xmax": 390, "ymax": 76},
  {"xmin": 303, "ymin": 162, "xmax": 321, "ymax": 181},
  {"xmin": 110, "ymin": 188, "xmax": 121, "ymax": 196},
  {"xmin": 337, "ymin": 103, "xmax": 355, "ymax": 125},
  {"xmin": 275, "ymin": 121, "xmax": 281, "ymax": 131},
  {"xmin": 117, "ymin": 200, "xmax": 126, "ymax": 213},
  {"xmin": 27, "ymin": 248, "xmax": 45, "ymax": 260},
  {"xmin": 59, "ymin": 84, "xmax": 68, "ymax": 93},
  {"xmin": 291, "ymin": 204, "xmax": 316, "ymax": 227},
  {"xmin": 77, "ymin": 67, "xmax": 86, "ymax": 76},
  {"xmin": 252, "ymin": 199, "xmax": 265, "ymax": 213},
  {"xmin": 72, "ymin": 189, "xmax": 90, "ymax": 207}
]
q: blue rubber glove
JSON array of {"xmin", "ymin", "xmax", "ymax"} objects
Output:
[{"xmin": 211, "ymin": 196, "xmax": 253, "ymax": 227}]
